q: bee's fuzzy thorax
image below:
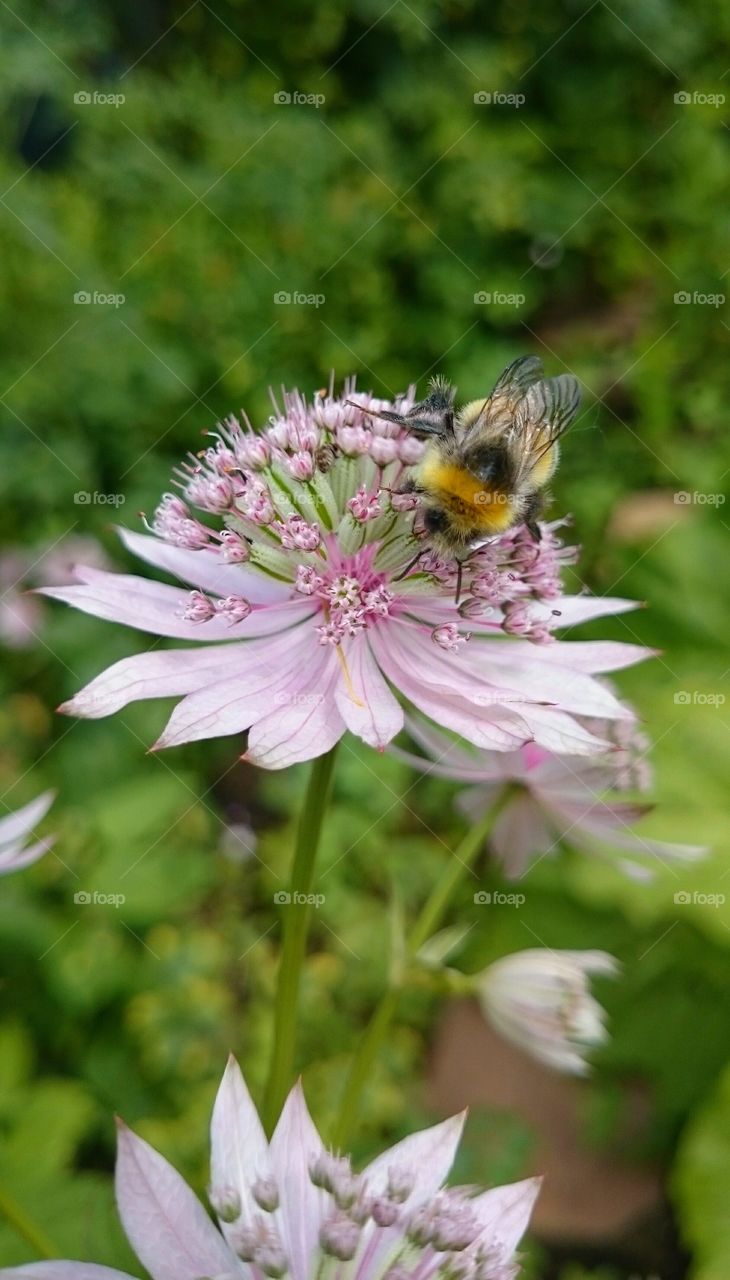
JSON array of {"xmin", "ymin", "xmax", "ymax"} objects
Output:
[{"xmin": 415, "ymin": 447, "xmax": 519, "ymax": 535}]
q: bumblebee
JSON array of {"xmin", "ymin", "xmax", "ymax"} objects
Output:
[{"xmin": 360, "ymin": 356, "xmax": 580, "ymax": 558}]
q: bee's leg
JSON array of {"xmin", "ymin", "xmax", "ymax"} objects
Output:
[
  {"xmin": 522, "ymin": 492, "xmax": 544, "ymax": 541},
  {"xmin": 392, "ymin": 548, "xmax": 427, "ymax": 582},
  {"xmin": 454, "ymin": 558, "xmax": 463, "ymax": 605}
]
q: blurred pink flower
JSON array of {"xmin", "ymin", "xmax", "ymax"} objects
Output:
[
  {"xmin": 0, "ymin": 1056, "xmax": 541, "ymax": 1280},
  {"xmin": 0, "ymin": 536, "xmax": 109, "ymax": 649},
  {"xmin": 0, "ymin": 791, "xmax": 55, "ymax": 875},
  {"xmin": 400, "ymin": 719, "xmax": 704, "ymax": 879},
  {"xmin": 477, "ymin": 949, "xmax": 619, "ymax": 1076},
  {"xmin": 43, "ymin": 384, "xmax": 648, "ymax": 768}
]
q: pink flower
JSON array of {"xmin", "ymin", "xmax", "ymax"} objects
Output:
[
  {"xmin": 477, "ymin": 949, "xmax": 619, "ymax": 1076},
  {"xmin": 0, "ymin": 791, "xmax": 55, "ymax": 875},
  {"xmin": 399, "ymin": 719, "xmax": 704, "ymax": 879},
  {"xmin": 43, "ymin": 384, "xmax": 649, "ymax": 769},
  {"xmin": 0, "ymin": 1057, "xmax": 541, "ymax": 1280}
]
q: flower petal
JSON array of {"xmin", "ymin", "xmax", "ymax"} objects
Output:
[
  {"xmin": 371, "ymin": 631, "xmax": 530, "ymax": 752},
  {"xmin": 118, "ymin": 528, "xmax": 290, "ymax": 604},
  {"xmin": 269, "ymin": 1083, "xmax": 327, "ymax": 1280},
  {"xmin": 210, "ymin": 1056, "xmax": 271, "ymax": 1245},
  {"xmin": 471, "ymin": 1175, "xmax": 542, "ymax": 1258},
  {"xmin": 488, "ymin": 794, "xmax": 553, "ymax": 879},
  {"xmin": 0, "ymin": 836, "xmax": 54, "ymax": 875},
  {"xmin": 41, "ymin": 572, "xmax": 312, "ymax": 642},
  {"xmin": 334, "ymin": 638, "xmax": 404, "ymax": 749},
  {"xmin": 155, "ymin": 632, "xmax": 322, "ymax": 750},
  {"xmin": 358, "ymin": 1112, "xmax": 466, "ymax": 1273},
  {"xmin": 245, "ymin": 652, "xmax": 345, "ymax": 769},
  {"xmin": 60, "ymin": 647, "xmax": 248, "ymax": 720},
  {"xmin": 114, "ymin": 1121, "xmax": 238, "ymax": 1280},
  {"xmin": 0, "ymin": 791, "xmax": 55, "ymax": 849},
  {"xmin": 362, "ymin": 1110, "xmax": 466, "ymax": 1198},
  {"xmin": 0, "ymin": 1267, "xmax": 136, "ymax": 1280}
]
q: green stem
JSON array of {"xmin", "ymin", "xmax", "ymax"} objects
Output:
[
  {"xmin": 0, "ymin": 1184, "xmax": 58, "ymax": 1259},
  {"xmin": 330, "ymin": 787, "xmax": 515, "ymax": 1148},
  {"xmin": 262, "ymin": 744, "xmax": 339, "ymax": 1134}
]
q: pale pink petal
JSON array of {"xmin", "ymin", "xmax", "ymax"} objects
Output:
[
  {"xmin": 0, "ymin": 1266, "xmax": 137, "ymax": 1280},
  {"xmin": 548, "ymin": 595, "xmax": 640, "ymax": 627},
  {"xmin": 488, "ymin": 795, "xmax": 554, "ymax": 878},
  {"xmin": 473, "ymin": 649, "xmax": 632, "ymax": 721},
  {"xmin": 359, "ymin": 1113, "xmax": 466, "ymax": 1272},
  {"xmin": 210, "ymin": 1056, "xmax": 271, "ymax": 1245},
  {"xmin": 114, "ymin": 1122, "xmax": 238, "ymax": 1280},
  {"xmin": 0, "ymin": 791, "xmax": 54, "ymax": 848},
  {"xmin": 471, "ymin": 1175, "xmax": 542, "ymax": 1257},
  {"xmin": 269, "ymin": 1084, "xmax": 327, "ymax": 1280},
  {"xmin": 118, "ymin": 528, "xmax": 290, "ymax": 603},
  {"xmin": 517, "ymin": 706, "xmax": 611, "ymax": 756},
  {"xmin": 155, "ymin": 632, "xmax": 320, "ymax": 750},
  {"xmin": 245, "ymin": 653, "xmax": 345, "ymax": 769},
  {"xmin": 334, "ymin": 638, "xmax": 404, "ymax": 748},
  {"xmin": 563, "ymin": 810, "xmax": 705, "ymax": 863},
  {"xmin": 0, "ymin": 836, "xmax": 54, "ymax": 874},
  {"xmin": 516, "ymin": 639, "xmax": 652, "ymax": 673},
  {"xmin": 41, "ymin": 573, "xmax": 312, "ymax": 642},
  {"xmin": 371, "ymin": 632, "xmax": 531, "ymax": 752},
  {"xmin": 60, "ymin": 647, "xmax": 248, "ymax": 719},
  {"xmin": 362, "ymin": 1110, "xmax": 465, "ymax": 1197}
]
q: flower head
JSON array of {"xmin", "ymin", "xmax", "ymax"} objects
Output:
[
  {"xmin": 0, "ymin": 1057, "xmax": 541, "ymax": 1280},
  {"xmin": 399, "ymin": 718, "xmax": 704, "ymax": 879},
  {"xmin": 0, "ymin": 791, "xmax": 55, "ymax": 876},
  {"xmin": 44, "ymin": 382, "xmax": 648, "ymax": 768},
  {"xmin": 477, "ymin": 948, "xmax": 619, "ymax": 1076}
]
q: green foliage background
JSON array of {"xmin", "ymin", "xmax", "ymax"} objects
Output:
[{"xmin": 0, "ymin": 2, "xmax": 728, "ymax": 1278}]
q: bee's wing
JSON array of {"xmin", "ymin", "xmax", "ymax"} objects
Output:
[
  {"xmin": 514, "ymin": 373, "xmax": 581, "ymax": 477},
  {"xmin": 459, "ymin": 355, "xmax": 545, "ymax": 442}
]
